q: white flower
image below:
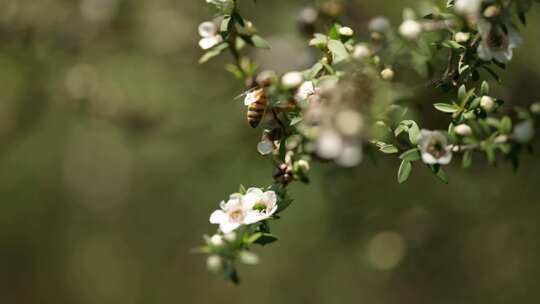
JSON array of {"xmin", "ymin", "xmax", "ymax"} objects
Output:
[
  {"xmin": 454, "ymin": 124, "xmax": 472, "ymax": 136},
  {"xmin": 295, "ymin": 81, "xmax": 316, "ymax": 101},
  {"xmin": 338, "ymin": 26, "xmax": 354, "ymax": 37},
  {"xmin": 380, "ymin": 68, "xmax": 395, "ymax": 81},
  {"xmin": 513, "ymin": 121, "xmax": 535, "ymax": 143},
  {"xmin": 242, "ymin": 188, "xmax": 278, "ymax": 224},
  {"xmin": 353, "ymin": 43, "xmax": 371, "ymax": 60},
  {"xmin": 198, "ymin": 21, "xmax": 223, "ymax": 50},
  {"xmin": 281, "ymin": 71, "xmax": 304, "ymax": 89},
  {"xmin": 368, "ymin": 16, "xmax": 391, "ymax": 33},
  {"xmin": 417, "ymin": 130, "xmax": 453, "ymax": 165},
  {"xmin": 399, "ymin": 20, "xmax": 422, "ymax": 40},
  {"xmin": 209, "ymin": 194, "xmax": 250, "ymax": 233},
  {"xmin": 480, "ymin": 95, "xmax": 496, "ymax": 112},
  {"xmin": 244, "ymin": 88, "xmax": 265, "ymax": 106},
  {"xmin": 209, "ymin": 234, "xmax": 224, "ymax": 246},
  {"xmin": 477, "ymin": 18, "xmax": 522, "ymax": 63}
]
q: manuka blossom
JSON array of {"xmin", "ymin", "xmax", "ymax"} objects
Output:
[
  {"xmin": 242, "ymin": 188, "xmax": 278, "ymax": 224},
  {"xmin": 477, "ymin": 18, "xmax": 522, "ymax": 63},
  {"xmin": 417, "ymin": 130, "xmax": 453, "ymax": 165},
  {"xmin": 209, "ymin": 194, "xmax": 250, "ymax": 233},
  {"xmin": 198, "ymin": 21, "xmax": 223, "ymax": 50},
  {"xmin": 209, "ymin": 189, "xmax": 278, "ymax": 233},
  {"xmin": 295, "ymin": 81, "xmax": 316, "ymax": 101}
]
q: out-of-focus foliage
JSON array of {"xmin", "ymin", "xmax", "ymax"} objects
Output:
[{"xmin": 1, "ymin": 0, "xmax": 540, "ymax": 303}]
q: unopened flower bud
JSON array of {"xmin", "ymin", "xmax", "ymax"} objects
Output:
[
  {"xmin": 257, "ymin": 140, "xmax": 274, "ymax": 155},
  {"xmin": 321, "ymin": 1, "xmax": 343, "ymax": 17},
  {"xmin": 281, "ymin": 71, "xmax": 304, "ymax": 89},
  {"xmin": 399, "ymin": 20, "xmax": 422, "ymax": 40},
  {"xmin": 353, "ymin": 44, "xmax": 371, "ymax": 60},
  {"xmin": 297, "ymin": 6, "xmax": 319, "ymax": 35},
  {"xmin": 243, "ymin": 21, "xmax": 256, "ymax": 34},
  {"xmin": 256, "ymin": 70, "xmax": 277, "ymax": 87},
  {"xmin": 455, "ymin": 32, "xmax": 470, "ymax": 43},
  {"xmin": 368, "ymin": 16, "xmax": 391, "ymax": 33},
  {"xmin": 295, "ymin": 159, "xmax": 310, "ymax": 172},
  {"xmin": 513, "ymin": 121, "xmax": 535, "ymax": 143},
  {"xmin": 454, "ymin": 124, "xmax": 472, "ymax": 136},
  {"xmin": 495, "ymin": 134, "xmax": 508, "ymax": 144},
  {"xmin": 380, "ymin": 68, "xmax": 395, "ymax": 81},
  {"xmin": 207, "ymin": 255, "xmax": 223, "ymax": 273},
  {"xmin": 480, "ymin": 96, "xmax": 496, "ymax": 112},
  {"xmin": 223, "ymin": 232, "xmax": 237, "ymax": 242},
  {"xmin": 338, "ymin": 26, "xmax": 354, "ymax": 37},
  {"xmin": 530, "ymin": 102, "xmax": 540, "ymax": 114},
  {"xmin": 239, "ymin": 251, "xmax": 260, "ymax": 265},
  {"xmin": 483, "ymin": 5, "xmax": 501, "ymax": 18},
  {"xmin": 209, "ymin": 234, "xmax": 224, "ymax": 246}
]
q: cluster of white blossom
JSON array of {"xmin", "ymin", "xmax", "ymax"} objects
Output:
[
  {"xmin": 210, "ymin": 188, "xmax": 277, "ymax": 233},
  {"xmin": 196, "ymin": 0, "xmax": 539, "ymax": 284}
]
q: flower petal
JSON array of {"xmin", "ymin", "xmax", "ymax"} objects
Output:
[
  {"xmin": 437, "ymin": 152, "xmax": 453, "ymax": 165},
  {"xmin": 244, "ymin": 211, "xmax": 263, "ymax": 225},
  {"xmin": 198, "ymin": 36, "xmax": 222, "ymax": 50},
  {"xmin": 198, "ymin": 21, "xmax": 218, "ymax": 38},
  {"xmin": 421, "ymin": 152, "xmax": 438, "ymax": 165},
  {"xmin": 209, "ymin": 210, "xmax": 227, "ymax": 224},
  {"xmin": 262, "ymin": 191, "xmax": 277, "ymax": 205},
  {"xmin": 220, "ymin": 221, "xmax": 241, "ymax": 234}
]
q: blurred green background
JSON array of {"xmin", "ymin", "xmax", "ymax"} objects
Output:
[{"xmin": 1, "ymin": 0, "xmax": 540, "ymax": 303}]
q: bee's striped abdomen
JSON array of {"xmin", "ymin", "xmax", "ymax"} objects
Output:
[{"xmin": 247, "ymin": 89, "xmax": 267, "ymax": 128}]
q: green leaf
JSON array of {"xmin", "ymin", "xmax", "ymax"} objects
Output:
[
  {"xmin": 279, "ymin": 137, "xmax": 287, "ymax": 161},
  {"xmin": 289, "ymin": 116, "xmax": 303, "ymax": 126},
  {"xmin": 379, "ymin": 144, "xmax": 399, "ymax": 154},
  {"xmin": 408, "ymin": 122, "xmax": 420, "ymax": 144},
  {"xmin": 462, "ymin": 151, "xmax": 473, "ymax": 168},
  {"xmin": 327, "ymin": 39, "xmax": 350, "ymax": 63},
  {"xmin": 481, "ymin": 81, "xmax": 490, "ymax": 95},
  {"xmin": 434, "ymin": 103, "xmax": 460, "ymax": 113},
  {"xmin": 430, "ymin": 165, "xmax": 449, "ymax": 184},
  {"xmin": 305, "ymin": 62, "xmax": 323, "ymax": 80},
  {"xmin": 458, "ymin": 85, "xmax": 466, "ymax": 100},
  {"xmin": 199, "ymin": 43, "xmax": 229, "ymax": 64},
  {"xmin": 309, "ymin": 34, "xmax": 328, "ymax": 46},
  {"xmin": 328, "ymin": 24, "xmax": 340, "ymax": 40},
  {"xmin": 500, "ymin": 116, "xmax": 512, "ymax": 134},
  {"xmin": 398, "ymin": 160, "xmax": 412, "ymax": 184},
  {"xmin": 442, "ymin": 40, "xmax": 465, "ymax": 49},
  {"xmin": 253, "ymin": 233, "xmax": 279, "ymax": 246},
  {"xmin": 239, "ymin": 184, "xmax": 247, "ymax": 194},
  {"xmin": 400, "ymin": 148, "xmax": 421, "ymax": 162},
  {"xmin": 220, "ymin": 16, "xmax": 232, "ymax": 33},
  {"xmin": 251, "ymin": 35, "xmax": 271, "ymax": 49}
]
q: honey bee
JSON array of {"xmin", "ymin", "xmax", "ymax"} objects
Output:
[{"xmin": 241, "ymin": 87, "xmax": 268, "ymax": 128}]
